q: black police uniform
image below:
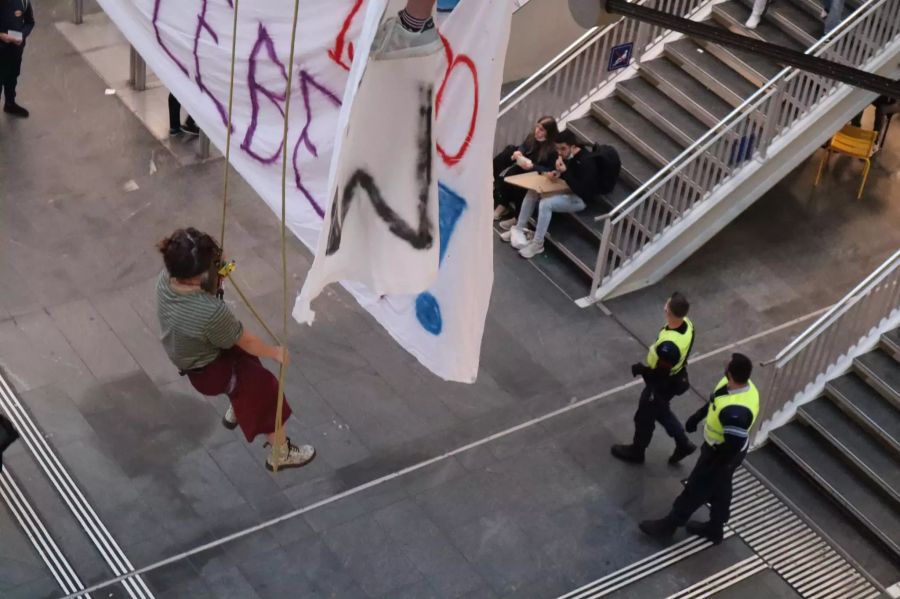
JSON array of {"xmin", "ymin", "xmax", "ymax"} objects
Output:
[
  {"xmin": 611, "ymin": 320, "xmax": 696, "ymax": 464},
  {"xmin": 0, "ymin": 0, "xmax": 34, "ymax": 109}
]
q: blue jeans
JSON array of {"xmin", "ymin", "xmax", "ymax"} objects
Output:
[
  {"xmin": 516, "ymin": 191, "xmax": 585, "ymax": 245},
  {"xmin": 824, "ymin": 0, "xmax": 844, "ymax": 33}
]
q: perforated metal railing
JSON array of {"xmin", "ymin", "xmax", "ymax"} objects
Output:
[
  {"xmin": 495, "ymin": 0, "xmax": 708, "ymax": 151},
  {"xmin": 756, "ymin": 249, "xmax": 900, "ymax": 444},
  {"xmin": 586, "ymin": 0, "xmax": 900, "ymax": 299}
]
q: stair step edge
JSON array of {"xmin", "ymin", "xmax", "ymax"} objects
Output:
[{"xmin": 769, "ymin": 429, "xmax": 900, "ymax": 557}]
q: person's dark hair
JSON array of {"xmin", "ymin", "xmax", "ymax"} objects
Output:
[
  {"xmin": 157, "ymin": 228, "xmax": 221, "ymax": 280},
  {"xmin": 521, "ymin": 116, "xmax": 559, "ymax": 164},
  {"xmin": 555, "ymin": 129, "xmax": 578, "ymax": 146},
  {"xmin": 727, "ymin": 353, "xmax": 753, "ymax": 384},
  {"xmin": 668, "ymin": 292, "xmax": 690, "ymax": 318}
]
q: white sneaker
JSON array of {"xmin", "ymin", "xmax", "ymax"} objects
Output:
[
  {"xmin": 499, "ymin": 217, "xmax": 517, "ymax": 231},
  {"xmin": 265, "ymin": 438, "xmax": 316, "ymax": 472},
  {"xmin": 371, "ymin": 16, "xmax": 442, "ymax": 61},
  {"xmin": 519, "ymin": 240, "xmax": 545, "ymax": 259},
  {"xmin": 510, "ymin": 227, "xmax": 530, "ymax": 250},
  {"xmin": 745, "ymin": 13, "xmax": 761, "ymax": 28},
  {"xmin": 500, "ymin": 230, "xmax": 513, "ymax": 243},
  {"xmin": 222, "ymin": 405, "xmax": 238, "ymax": 430}
]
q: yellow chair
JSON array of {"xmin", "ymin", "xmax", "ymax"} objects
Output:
[{"xmin": 814, "ymin": 125, "xmax": 878, "ymax": 199}]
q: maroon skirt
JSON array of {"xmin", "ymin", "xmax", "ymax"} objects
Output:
[{"xmin": 187, "ymin": 346, "xmax": 291, "ymax": 442}]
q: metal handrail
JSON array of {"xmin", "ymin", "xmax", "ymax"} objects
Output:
[
  {"xmin": 495, "ymin": 0, "xmax": 709, "ymax": 151},
  {"xmin": 499, "ymin": 26, "xmax": 602, "ymax": 116},
  {"xmin": 768, "ymin": 249, "xmax": 900, "ymax": 367},
  {"xmin": 755, "ymin": 250, "xmax": 900, "ymax": 445},
  {"xmin": 606, "ymin": 0, "xmax": 882, "ymax": 221},
  {"xmin": 588, "ymin": 0, "xmax": 900, "ymax": 298}
]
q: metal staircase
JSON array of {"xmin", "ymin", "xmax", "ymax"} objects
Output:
[
  {"xmin": 746, "ymin": 250, "xmax": 900, "ymax": 594},
  {"xmin": 494, "ymin": 0, "xmax": 900, "ymax": 302}
]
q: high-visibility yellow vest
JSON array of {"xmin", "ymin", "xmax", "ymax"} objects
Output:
[
  {"xmin": 646, "ymin": 318, "xmax": 694, "ymax": 374},
  {"xmin": 703, "ymin": 377, "xmax": 760, "ymax": 446}
]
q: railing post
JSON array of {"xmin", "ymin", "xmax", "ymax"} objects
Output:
[
  {"xmin": 129, "ymin": 46, "xmax": 147, "ymax": 92},
  {"xmin": 198, "ymin": 131, "xmax": 211, "ymax": 160},
  {"xmin": 757, "ymin": 80, "xmax": 786, "ymax": 159},
  {"xmin": 73, "ymin": 0, "xmax": 84, "ymax": 24},
  {"xmin": 588, "ymin": 218, "xmax": 613, "ymax": 302},
  {"xmin": 634, "ymin": 0, "xmax": 655, "ymax": 59}
]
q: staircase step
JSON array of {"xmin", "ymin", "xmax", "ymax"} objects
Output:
[
  {"xmin": 616, "ymin": 76, "xmax": 709, "ymax": 147},
  {"xmin": 881, "ymin": 328, "xmax": 900, "ymax": 361},
  {"xmin": 826, "ymin": 373, "xmax": 900, "ymax": 457},
  {"xmin": 566, "ymin": 116, "xmax": 657, "ymax": 187},
  {"xmin": 571, "ymin": 183, "xmax": 632, "ymax": 239},
  {"xmin": 799, "ymin": 397, "xmax": 900, "ymax": 505},
  {"xmin": 694, "ymin": 27, "xmax": 781, "ymax": 87},
  {"xmin": 638, "ymin": 58, "xmax": 734, "ymax": 128},
  {"xmin": 746, "ymin": 446, "xmax": 900, "ymax": 588},
  {"xmin": 542, "ymin": 216, "xmax": 600, "ymax": 277},
  {"xmin": 770, "ymin": 421, "xmax": 900, "ymax": 557},
  {"xmin": 712, "ymin": 1, "xmax": 806, "ymax": 52},
  {"xmin": 855, "ymin": 349, "xmax": 900, "ymax": 407},
  {"xmin": 591, "ymin": 96, "xmax": 684, "ymax": 166},
  {"xmin": 664, "ymin": 38, "xmax": 758, "ymax": 107},
  {"xmin": 738, "ymin": 0, "xmax": 820, "ymax": 48}
]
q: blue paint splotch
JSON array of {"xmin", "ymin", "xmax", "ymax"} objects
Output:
[
  {"xmin": 415, "ymin": 182, "xmax": 467, "ymax": 336},
  {"xmin": 416, "ymin": 292, "xmax": 443, "ymax": 335}
]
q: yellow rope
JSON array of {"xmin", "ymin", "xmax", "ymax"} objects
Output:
[
  {"xmin": 219, "ymin": 0, "xmax": 241, "ymax": 251},
  {"xmin": 270, "ymin": 0, "xmax": 304, "ymax": 472},
  {"xmin": 215, "ymin": 0, "xmax": 302, "ymax": 472}
]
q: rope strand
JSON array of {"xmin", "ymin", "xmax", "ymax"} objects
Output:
[
  {"xmin": 271, "ymin": 0, "xmax": 304, "ymax": 472},
  {"xmin": 219, "ymin": 0, "xmax": 242, "ymax": 251}
]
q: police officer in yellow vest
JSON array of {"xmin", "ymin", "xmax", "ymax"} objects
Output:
[
  {"xmin": 639, "ymin": 353, "xmax": 759, "ymax": 545},
  {"xmin": 612, "ymin": 292, "xmax": 697, "ymax": 465}
]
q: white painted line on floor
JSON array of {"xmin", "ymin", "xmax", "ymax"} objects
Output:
[
  {"xmin": 62, "ymin": 306, "xmax": 830, "ymax": 598},
  {"xmin": 0, "ymin": 471, "xmax": 89, "ymax": 597}
]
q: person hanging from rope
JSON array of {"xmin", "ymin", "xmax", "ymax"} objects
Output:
[{"xmin": 156, "ymin": 228, "xmax": 315, "ymax": 472}]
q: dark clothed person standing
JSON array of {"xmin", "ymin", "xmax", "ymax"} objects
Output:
[{"xmin": 0, "ymin": 0, "xmax": 34, "ymax": 117}]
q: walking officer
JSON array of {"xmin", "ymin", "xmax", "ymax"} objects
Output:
[
  {"xmin": 638, "ymin": 353, "xmax": 759, "ymax": 545},
  {"xmin": 611, "ymin": 292, "xmax": 697, "ymax": 465},
  {"xmin": 0, "ymin": 0, "xmax": 34, "ymax": 117}
]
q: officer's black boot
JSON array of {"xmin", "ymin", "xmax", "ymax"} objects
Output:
[
  {"xmin": 610, "ymin": 444, "xmax": 645, "ymax": 464},
  {"xmin": 668, "ymin": 440, "xmax": 697, "ymax": 465},
  {"xmin": 639, "ymin": 516, "xmax": 678, "ymax": 539},
  {"xmin": 686, "ymin": 520, "xmax": 724, "ymax": 545},
  {"xmin": 3, "ymin": 103, "xmax": 29, "ymax": 118}
]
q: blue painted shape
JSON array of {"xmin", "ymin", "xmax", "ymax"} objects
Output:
[
  {"xmin": 416, "ymin": 292, "xmax": 443, "ymax": 335},
  {"xmin": 437, "ymin": 182, "xmax": 467, "ymax": 265},
  {"xmin": 437, "ymin": 0, "xmax": 461, "ymax": 12},
  {"xmin": 608, "ymin": 42, "xmax": 633, "ymax": 71},
  {"xmin": 415, "ymin": 182, "xmax": 467, "ymax": 336}
]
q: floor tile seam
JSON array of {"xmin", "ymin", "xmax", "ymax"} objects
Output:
[{"xmin": 59, "ymin": 305, "xmax": 837, "ymax": 598}]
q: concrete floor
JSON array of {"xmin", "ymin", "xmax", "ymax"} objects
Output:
[{"xmin": 0, "ymin": 1, "xmax": 898, "ymax": 598}]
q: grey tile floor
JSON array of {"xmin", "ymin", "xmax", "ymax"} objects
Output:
[{"xmin": 0, "ymin": 2, "xmax": 898, "ymax": 598}]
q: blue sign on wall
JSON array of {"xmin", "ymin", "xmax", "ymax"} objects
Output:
[{"xmin": 608, "ymin": 42, "xmax": 634, "ymax": 71}]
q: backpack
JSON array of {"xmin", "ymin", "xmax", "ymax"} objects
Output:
[{"xmin": 588, "ymin": 143, "xmax": 621, "ymax": 195}]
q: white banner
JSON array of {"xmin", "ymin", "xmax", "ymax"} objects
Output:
[{"xmin": 96, "ymin": 0, "xmax": 512, "ymax": 382}]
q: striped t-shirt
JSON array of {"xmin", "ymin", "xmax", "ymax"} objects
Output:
[{"xmin": 156, "ymin": 270, "xmax": 243, "ymax": 371}]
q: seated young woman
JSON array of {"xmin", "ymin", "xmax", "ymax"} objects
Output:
[{"xmin": 492, "ymin": 116, "xmax": 559, "ymax": 222}]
